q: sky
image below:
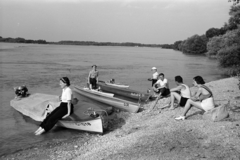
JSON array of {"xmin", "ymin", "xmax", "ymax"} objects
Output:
[{"xmin": 0, "ymin": 0, "xmax": 233, "ymax": 44}]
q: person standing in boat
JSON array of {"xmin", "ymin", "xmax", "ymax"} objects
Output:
[
  {"xmin": 88, "ymin": 65, "xmax": 99, "ymax": 90},
  {"xmin": 34, "ymin": 77, "xmax": 74, "ymax": 135},
  {"xmin": 148, "ymin": 67, "xmax": 159, "ymax": 86}
]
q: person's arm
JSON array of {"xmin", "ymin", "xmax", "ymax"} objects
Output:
[
  {"xmin": 87, "ymin": 71, "xmax": 91, "ymax": 83},
  {"xmin": 96, "ymin": 71, "xmax": 99, "ymax": 83},
  {"xmin": 62, "ymin": 100, "xmax": 71, "ymax": 118},
  {"xmin": 191, "ymin": 88, "xmax": 202, "ymax": 101},
  {"xmin": 170, "ymin": 85, "xmax": 182, "ymax": 92},
  {"xmin": 62, "ymin": 89, "xmax": 72, "ymax": 119}
]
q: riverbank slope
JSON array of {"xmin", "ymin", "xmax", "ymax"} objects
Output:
[{"xmin": 2, "ymin": 77, "xmax": 240, "ymax": 160}]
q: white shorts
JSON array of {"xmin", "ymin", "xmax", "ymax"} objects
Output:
[{"xmin": 201, "ymin": 97, "xmax": 215, "ymax": 111}]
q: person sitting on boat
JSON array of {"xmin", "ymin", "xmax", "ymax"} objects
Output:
[
  {"xmin": 34, "ymin": 77, "xmax": 74, "ymax": 135},
  {"xmin": 167, "ymin": 76, "xmax": 191, "ymax": 110},
  {"xmin": 88, "ymin": 65, "xmax": 99, "ymax": 90},
  {"xmin": 153, "ymin": 73, "xmax": 170, "ymax": 98},
  {"xmin": 148, "ymin": 67, "xmax": 159, "ymax": 86},
  {"xmin": 175, "ymin": 76, "xmax": 215, "ymax": 120}
]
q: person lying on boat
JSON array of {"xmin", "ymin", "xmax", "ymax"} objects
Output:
[
  {"xmin": 148, "ymin": 67, "xmax": 159, "ymax": 86},
  {"xmin": 152, "ymin": 73, "xmax": 170, "ymax": 99},
  {"xmin": 175, "ymin": 76, "xmax": 215, "ymax": 120},
  {"xmin": 166, "ymin": 76, "xmax": 191, "ymax": 110},
  {"xmin": 34, "ymin": 77, "xmax": 74, "ymax": 135},
  {"xmin": 88, "ymin": 65, "xmax": 99, "ymax": 90}
]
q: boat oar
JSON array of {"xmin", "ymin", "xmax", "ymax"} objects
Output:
[{"xmin": 150, "ymin": 93, "xmax": 162, "ymax": 110}]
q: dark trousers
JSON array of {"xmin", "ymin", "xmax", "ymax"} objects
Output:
[
  {"xmin": 40, "ymin": 102, "xmax": 73, "ymax": 132},
  {"xmin": 155, "ymin": 88, "xmax": 170, "ymax": 97},
  {"xmin": 152, "ymin": 79, "xmax": 158, "ymax": 86},
  {"xmin": 89, "ymin": 78, "xmax": 97, "ymax": 89}
]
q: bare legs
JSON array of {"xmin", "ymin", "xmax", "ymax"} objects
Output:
[
  {"xmin": 175, "ymin": 99, "xmax": 204, "ymax": 120},
  {"xmin": 169, "ymin": 92, "xmax": 181, "ymax": 110}
]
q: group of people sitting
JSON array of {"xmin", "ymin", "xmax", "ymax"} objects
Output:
[{"xmin": 149, "ymin": 67, "xmax": 215, "ymax": 120}]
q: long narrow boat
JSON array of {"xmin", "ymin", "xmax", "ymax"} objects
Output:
[
  {"xmin": 104, "ymin": 82, "xmax": 129, "ymax": 88},
  {"xmin": 10, "ymin": 93, "xmax": 107, "ymax": 134},
  {"xmin": 98, "ymin": 81, "xmax": 152, "ymax": 102},
  {"xmin": 82, "ymin": 87, "xmax": 114, "ymax": 97},
  {"xmin": 74, "ymin": 86, "xmax": 140, "ymax": 113}
]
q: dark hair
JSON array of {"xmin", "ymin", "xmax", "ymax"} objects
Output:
[
  {"xmin": 175, "ymin": 76, "xmax": 183, "ymax": 83},
  {"xmin": 60, "ymin": 77, "xmax": 70, "ymax": 86},
  {"xmin": 159, "ymin": 73, "xmax": 164, "ymax": 77},
  {"xmin": 92, "ymin": 65, "xmax": 97, "ymax": 68},
  {"xmin": 193, "ymin": 76, "xmax": 205, "ymax": 84}
]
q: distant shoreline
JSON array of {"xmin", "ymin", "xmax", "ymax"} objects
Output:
[{"xmin": 0, "ymin": 36, "xmax": 163, "ymax": 48}]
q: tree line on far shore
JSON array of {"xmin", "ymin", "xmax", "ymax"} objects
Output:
[
  {"xmin": 0, "ymin": 37, "xmax": 162, "ymax": 48},
  {"xmin": 162, "ymin": 4, "xmax": 240, "ymax": 75}
]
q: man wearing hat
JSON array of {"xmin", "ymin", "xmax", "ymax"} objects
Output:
[{"xmin": 148, "ymin": 67, "xmax": 159, "ymax": 86}]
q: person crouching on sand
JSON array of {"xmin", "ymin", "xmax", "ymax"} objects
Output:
[
  {"xmin": 175, "ymin": 76, "xmax": 215, "ymax": 120},
  {"xmin": 34, "ymin": 77, "xmax": 74, "ymax": 135},
  {"xmin": 167, "ymin": 76, "xmax": 191, "ymax": 110},
  {"xmin": 88, "ymin": 65, "xmax": 99, "ymax": 90}
]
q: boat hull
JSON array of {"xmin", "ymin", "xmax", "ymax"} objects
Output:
[
  {"xmin": 74, "ymin": 86, "xmax": 140, "ymax": 113},
  {"xmin": 10, "ymin": 93, "xmax": 106, "ymax": 134},
  {"xmin": 98, "ymin": 82, "xmax": 151, "ymax": 101},
  {"xmin": 58, "ymin": 117, "xmax": 103, "ymax": 134}
]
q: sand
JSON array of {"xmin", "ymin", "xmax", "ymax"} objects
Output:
[{"xmin": 2, "ymin": 77, "xmax": 240, "ymax": 160}]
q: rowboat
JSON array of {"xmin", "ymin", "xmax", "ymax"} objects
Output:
[
  {"xmin": 58, "ymin": 115, "xmax": 106, "ymax": 134},
  {"xmin": 74, "ymin": 86, "xmax": 140, "ymax": 113},
  {"xmin": 82, "ymin": 87, "xmax": 114, "ymax": 97},
  {"xmin": 10, "ymin": 93, "xmax": 108, "ymax": 134},
  {"xmin": 98, "ymin": 81, "xmax": 152, "ymax": 102},
  {"xmin": 104, "ymin": 82, "xmax": 129, "ymax": 88}
]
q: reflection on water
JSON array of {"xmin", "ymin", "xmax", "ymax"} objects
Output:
[{"xmin": 0, "ymin": 42, "xmax": 225, "ymax": 156}]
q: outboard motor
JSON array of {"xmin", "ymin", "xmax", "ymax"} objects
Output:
[{"xmin": 14, "ymin": 85, "xmax": 29, "ymax": 98}]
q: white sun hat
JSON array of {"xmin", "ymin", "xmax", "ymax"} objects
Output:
[{"xmin": 151, "ymin": 67, "xmax": 157, "ymax": 70}]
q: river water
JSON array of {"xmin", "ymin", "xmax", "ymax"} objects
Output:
[{"xmin": 0, "ymin": 42, "xmax": 225, "ymax": 156}]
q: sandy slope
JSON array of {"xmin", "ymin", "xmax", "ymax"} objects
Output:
[{"xmin": 2, "ymin": 77, "xmax": 240, "ymax": 160}]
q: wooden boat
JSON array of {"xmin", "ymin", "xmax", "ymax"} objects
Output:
[
  {"xmin": 74, "ymin": 86, "xmax": 140, "ymax": 113},
  {"xmin": 98, "ymin": 81, "xmax": 152, "ymax": 102},
  {"xmin": 10, "ymin": 93, "xmax": 107, "ymax": 134},
  {"xmin": 104, "ymin": 82, "xmax": 129, "ymax": 88},
  {"xmin": 58, "ymin": 116, "xmax": 105, "ymax": 134},
  {"xmin": 82, "ymin": 87, "xmax": 114, "ymax": 97}
]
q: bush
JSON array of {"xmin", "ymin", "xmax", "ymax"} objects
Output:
[
  {"xmin": 217, "ymin": 45, "xmax": 240, "ymax": 75},
  {"xmin": 206, "ymin": 28, "xmax": 240, "ymax": 58},
  {"xmin": 180, "ymin": 35, "xmax": 207, "ymax": 54}
]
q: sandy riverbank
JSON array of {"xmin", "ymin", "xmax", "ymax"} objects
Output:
[{"xmin": 2, "ymin": 77, "xmax": 240, "ymax": 160}]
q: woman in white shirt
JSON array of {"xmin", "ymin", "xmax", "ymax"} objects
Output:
[{"xmin": 35, "ymin": 77, "xmax": 74, "ymax": 135}]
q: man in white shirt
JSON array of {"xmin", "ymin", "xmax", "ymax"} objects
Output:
[{"xmin": 153, "ymin": 73, "xmax": 170, "ymax": 97}]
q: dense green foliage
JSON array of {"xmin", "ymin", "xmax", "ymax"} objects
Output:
[{"xmin": 178, "ymin": 35, "xmax": 207, "ymax": 54}]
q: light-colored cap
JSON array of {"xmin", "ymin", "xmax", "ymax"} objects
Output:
[{"xmin": 151, "ymin": 67, "xmax": 157, "ymax": 70}]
